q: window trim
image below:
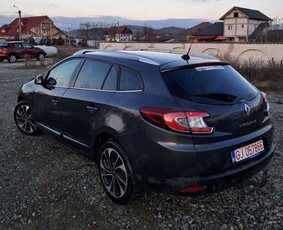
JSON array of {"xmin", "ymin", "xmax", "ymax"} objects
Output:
[{"xmin": 68, "ymin": 86, "xmax": 142, "ymax": 93}]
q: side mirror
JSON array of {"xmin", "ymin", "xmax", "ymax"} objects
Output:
[
  {"xmin": 46, "ymin": 77, "xmax": 57, "ymax": 86},
  {"xmin": 34, "ymin": 74, "xmax": 44, "ymax": 85}
]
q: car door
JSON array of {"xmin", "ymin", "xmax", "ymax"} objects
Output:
[
  {"xmin": 12, "ymin": 43, "xmax": 24, "ymax": 58},
  {"xmin": 32, "ymin": 58, "xmax": 83, "ymax": 137},
  {"xmin": 60, "ymin": 59, "xmax": 117, "ymax": 151},
  {"xmin": 22, "ymin": 42, "xmax": 34, "ymax": 57}
]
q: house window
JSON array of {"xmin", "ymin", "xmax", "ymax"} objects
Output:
[
  {"xmin": 234, "ymin": 12, "xmax": 239, "ymax": 17},
  {"xmin": 228, "ymin": 25, "xmax": 233, "ymax": 30},
  {"xmin": 242, "ymin": 24, "xmax": 244, "ymax": 28},
  {"xmin": 42, "ymin": 22, "xmax": 50, "ymax": 27}
]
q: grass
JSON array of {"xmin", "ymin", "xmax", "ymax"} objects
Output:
[{"xmin": 221, "ymin": 56, "xmax": 283, "ymax": 92}]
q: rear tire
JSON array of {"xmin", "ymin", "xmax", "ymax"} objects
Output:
[
  {"xmin": 14, "ymin": 101, "xmax": 40, "ymax": 135},
  {"xmin": 98, "ymin": 140, "xmax": 141, "ymax": 204},
  {"xmin": 37, "ymin": 53, "xmax": 45, "ymax": 61},
  {"xmin": 8, "ymin": 54, "xmax": 17, "ymax": 63}
]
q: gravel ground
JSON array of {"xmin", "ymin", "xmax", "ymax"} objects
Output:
[{"xmin": 0, "ymin": 60, "xmax": 282, "ymax": 230}]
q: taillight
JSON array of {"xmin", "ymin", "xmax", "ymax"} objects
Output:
[
  {"xmin": 261, "ymin": 91, "xmax": 270, "ymax": 115},
  {"xmin": 187, "ymin": 112, "xmax": 213, "ymax": 134},
  {"xmin": 2, "ymin": 48, "xmax": 8, "ymax": 53},
  {"xmin": 140, "ymin": 108, "xmax": 213, "ymax": 134}
]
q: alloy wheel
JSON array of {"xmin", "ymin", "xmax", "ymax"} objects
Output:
[
  {"xmin": 8, "ymin": 55, "xmax": 17, "ymax": 63},
  {"xmin": 15, "ymin": 104, "xmax": 37, "ymax": 134},
  {"xmin": 100, "ymin": 147, "xmax": 128, "ymax": 199}
]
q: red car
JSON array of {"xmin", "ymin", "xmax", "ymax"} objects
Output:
[{"xmin": 0, "ymin": 41, "xmax": 46, "ymax": 63}]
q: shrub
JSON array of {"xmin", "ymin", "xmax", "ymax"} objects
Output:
[{"xmin": 221, "ymin": 56, "xmax": 283, "ymax": 91}]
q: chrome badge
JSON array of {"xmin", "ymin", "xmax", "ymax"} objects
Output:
[{"xmin": 244, "ymin": 104, "xmax": 251, "ymax": 117}]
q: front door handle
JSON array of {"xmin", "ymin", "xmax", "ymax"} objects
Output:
[
  {"xmin": 87, "ymin": 105, "xmax": 98, "ymax": 113},
  {"xmin": 52, "ymin": 99, "xmax": 59, "ymax": 105}
]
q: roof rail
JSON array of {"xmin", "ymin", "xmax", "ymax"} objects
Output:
[
  {"xmin": 72, "ymin": 49, "xmax": 160, "ymax": 65},
  {"xmin": 134, "ymin": 48, "xmax": 217, "ymax": 60},
  {"xmin": 72, "ymin": 49, "xmax": 98, "ymax": 55},
  {"xmin": 137, "ymin": 48, "xmax": 187, "ymax": 54}
]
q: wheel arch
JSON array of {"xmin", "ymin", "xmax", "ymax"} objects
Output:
[
  {"xmin": 92, "ymin": 129, "xmax": 131, "ymax": 164},
  {"xmin": 17, "ymin": 95, "xmax": 25, "ymax": 103},
  {"xmin": 9, "ymin": 53, "xmax": 18, "ymax": 58}
]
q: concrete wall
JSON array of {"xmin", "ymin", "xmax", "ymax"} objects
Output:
[{"xmin": 99, "ymin": 42, "xmax": 283, "ymax": 63}]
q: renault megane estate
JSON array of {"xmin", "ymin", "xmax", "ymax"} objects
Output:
[{"xmin": 14, "ymin": 50, "xmax": 275, "ymax": 204}]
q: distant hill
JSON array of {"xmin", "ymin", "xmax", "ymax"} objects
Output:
[
  {"xmin": 0, "ymin": 15, "xmax": 207, "ymax": 30},
  {"xmin": 155, "ymin": 26, "xmax": 186, "ymax": 35},
  {"xmin": 125, "ymin": 25, "xmax": 185, "ymax": 36}
]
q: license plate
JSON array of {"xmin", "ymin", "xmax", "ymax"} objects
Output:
[{"xmin": 231, "ymin": 140, "xmax": 264, "ymax": 164}]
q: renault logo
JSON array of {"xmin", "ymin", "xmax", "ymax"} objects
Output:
[{"xmin": 244, "ymin": 104, "xmax": 251, "ymax": 116}]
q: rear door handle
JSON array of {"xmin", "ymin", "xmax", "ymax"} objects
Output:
[{"xmin": 87, "ymin": 105, "xmax": 98, "ymax": 113}]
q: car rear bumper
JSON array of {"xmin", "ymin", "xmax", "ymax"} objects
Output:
[{"xmin": 136, "ymin": 144, "xmax": 275, "ymax": 193}]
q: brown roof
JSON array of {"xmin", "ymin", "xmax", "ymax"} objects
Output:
[
  {"xmin": 220, "ymin": 6, "xmax": 272, "ymax": 21},
  {"xmin": 186, "ymin": 22, "xmax": 211, "ymax": 35}
]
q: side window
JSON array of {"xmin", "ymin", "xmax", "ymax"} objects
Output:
[
  {"xmin": 102, "ymin": 65, "xmax": 118, "ymax": 90},
  {"xmin": 46, "ymin": 59, "xmax": 82, "ymax": 87},
  {"xmin": 22, "ymin": 43, "xmax": 32, "ymax": 48},
  {"xmin": 120, "ymin": 68, "xmax": 143, "ymax": 91},
  {"xmin": 13, "ymin": 43, "xmax": 22, "ymax": 48},
  {"xmin": 75, "ymin": 60, "xmax": 112, "ymax": 89}
]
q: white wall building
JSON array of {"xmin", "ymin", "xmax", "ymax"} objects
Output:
[{"xmin": 220, "ymin": 6, "xmax": 272, "ymax": 42}]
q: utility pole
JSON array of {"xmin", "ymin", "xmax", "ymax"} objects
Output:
[{"xmin": 13, "ymin": 5, "xmax": 22, "ymax": 40}]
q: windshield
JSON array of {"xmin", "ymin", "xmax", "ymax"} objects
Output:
[{"xmin": 162, "ymin": 65, "xmax": 257, "ymax": 105}]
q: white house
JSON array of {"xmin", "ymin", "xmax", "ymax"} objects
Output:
[
  {"xmin": 114, "ymin": 26, "xmax": 133, "ymax": 42},
  {"xmin": 104, "ymin": 26, "xmax": 133, "ymax": 42},
  {"xmin": 220, "ymin": 6, "xmax": 272, "ymax": 42}
]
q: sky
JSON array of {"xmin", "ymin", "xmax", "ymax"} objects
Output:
[{"xmin": 1, "ymin": 0, "xmax": 282, "ymax": 21}]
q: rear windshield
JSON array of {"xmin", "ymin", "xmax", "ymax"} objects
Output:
[{"xmin": 162, "ymin": 65, "xmax": 257, "ymax": 105}]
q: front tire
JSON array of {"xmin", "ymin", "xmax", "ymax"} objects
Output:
[
  {"xmin": 8, "ymin": 54, "xmax": 17, "ymax": 63},
  {"xmin": 14, "ymin": 101, "xmax": 40, "ymax": 135},
  {"xmin": 98, "ymin": 140, "xmax": 140, "ymax": 204}
]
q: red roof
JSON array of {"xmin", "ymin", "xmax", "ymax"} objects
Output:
[
  {"xmin": 111, "ymin": 26, "xmax": 133, "ymax": 34},
  {"xmin": 0, "ymin": 15, "xmax": 51, "ymax": 37}
]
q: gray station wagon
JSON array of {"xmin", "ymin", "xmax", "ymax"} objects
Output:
[{"xmin": 14, "ymin": 50, "xmax": 275, "ymax": 204}]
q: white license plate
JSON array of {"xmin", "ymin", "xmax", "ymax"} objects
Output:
[{"xmin": 231, "ymin": 140, "xmax": 264, "ymax": 164}]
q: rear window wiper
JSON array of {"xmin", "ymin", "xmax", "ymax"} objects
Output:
[{"xmin": 191, "ymin": 93, "xmax": 237, "ymax": 102}]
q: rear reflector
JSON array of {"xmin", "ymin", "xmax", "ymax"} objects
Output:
[{"xmin": 181, "ymin": 186, "xmax": 207, "ymax": 193}]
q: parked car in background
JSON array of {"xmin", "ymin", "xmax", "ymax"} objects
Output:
[
  {"xmin": 0, "ymin": 41, "xmax": 46, "ymax": 63},
  {"xmin": 0, "ymin": 38, "xmax": 7, "ymax": 43},
  {"xmin": 14, "ymin": 50, "xmax": 275, "ymax": 204}
]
